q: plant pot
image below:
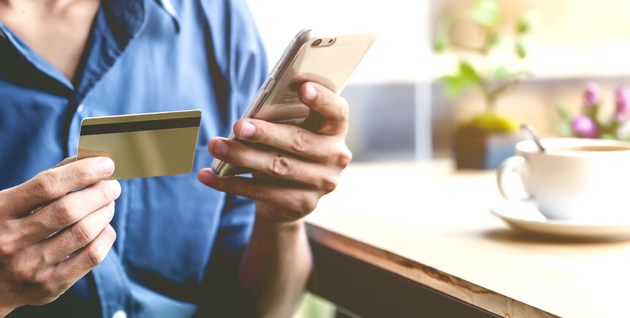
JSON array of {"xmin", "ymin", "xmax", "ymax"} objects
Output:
[{"xmin": 454, "ymin": 125, "xmax": 523, "ymax": 170}]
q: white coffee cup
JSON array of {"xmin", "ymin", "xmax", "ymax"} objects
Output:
[{"xmin": 497, "ymin": 138, "xmax": 630, "ymax": 222}]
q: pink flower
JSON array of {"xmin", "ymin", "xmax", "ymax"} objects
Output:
[
  {"xmin": 615, "ymin": 86, "xmax": 630, "ymax": 121},
  {"xmin": 584, "ymin": 82, "xmax": 600, "ymax": 107},
  {"xmin": 572, "ymin": 115, "xmax": 597, "ymax": 137}
]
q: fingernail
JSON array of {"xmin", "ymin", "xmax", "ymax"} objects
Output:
[
  {"xmin": 304, "ymin": 84, "xmax": 318, "ymax": 101},
  {"xmin": 198, "ymin": 170, "xmax": 215, "ymax": 184},
  {"xmin": 213, "ymin": 139, "xmax": 229, "ymax": 157},
  {"xmin": 107, "ymin": 180, "xmax": 121, "ymax": 196},
  {"xmin": 98, "ymin": 158, "xmax": 115, "ymax": 176},
  {"xmin": 240, "ymin": 122, "xmax": 256, "ymax": 138}
]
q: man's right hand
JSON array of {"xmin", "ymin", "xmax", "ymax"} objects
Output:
[{"xmin": 0, "ymin": 157, "xmax": 120, "ymax": 316}]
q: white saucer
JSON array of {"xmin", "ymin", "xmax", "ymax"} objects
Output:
[{"xmin": 490, "ymin": 200, "xmax": 630, "ymax": 241}]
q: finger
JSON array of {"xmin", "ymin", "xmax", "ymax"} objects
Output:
[
  {"xmin": 28, "ymin": 157, "xmax": 77, "ymax": 215},
  {"xmin": 298, "ymin": 82, "xmax": 349, "ymax": 136},
  {"xmin": 48, "ymin": 224, "xmax": 116, "ymax": 293},
  {"xmin": 36, "ymin": 201, "xmax": 115, "ymax": 266},
  {"xmin": 19, "ymin": 180, "xmax": 121, "ymax": 244},
  {"xmin": 1, "ymin": 157, "xmax": 115, "ymax": 218},
  {"xmin": 21, "ymin": 158, "xmax": 77, "ymax": 217},
  {"xmin": 198, "ymin": 169, "xmax": 320, "ymax": 216},
  {"xmin": 232, "ymin": 119, "xmax": 340, "ymax": 162},
  {"xmin": 208, "ymin": 138, "xmax": 339, "ymax": 189}
]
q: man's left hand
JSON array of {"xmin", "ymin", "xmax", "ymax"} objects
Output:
[{"xmin": 198, "ymin": 82, "xmax": 352, "ymax": 223}]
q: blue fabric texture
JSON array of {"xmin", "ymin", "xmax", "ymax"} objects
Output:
[{"xmin": 0, "ymin": 0, "xmax": 268, "ymax": 316}]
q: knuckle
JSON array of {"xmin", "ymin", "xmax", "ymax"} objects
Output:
[
  {"xmin": 223, "ymin": 178, "xmax": 238, "ymax": 195},
  {"xmin": 321, "ymin": 175, "xmax": 339, "ymax": 194},
  {"xmin": 258, "ymin": 124, "xmax": 274, "ymax": 144},
  {"xmin": 71, "ymin": 222, "xmax": 93, "ymax": 246},
  {"xmin": 33, "ymin": 172, "xmax": 60, "ymax": 199},
  {"xmin": 86, "ymin": 245, "xmax": 106, "ymax": 267},
  {"xmin": 319, "ymin": 94, "xmax": 333, "ymax": 111},
  {"xmin": 55, "ymin": 200, "xmax": 80, "ymax": 225},
  {"xmin": 335, "ymin": 146, "xmax": 353, "ymax": 167},
  {"xmin": 300, "ymin": 195, "xmax": 318, "ymax": 214},
  {"xmin": 290, "ymin": 130, "xmax": 311, "ymax": 154},
  {"xmin": 75, "ymin": 166, "xmax": 96, "ymax": 185},
  {"xmin": 13, "ymin": 263, "xmax": 37, "ymax": 283},
  {"xmin": 269, "ymin": 154, "xmax": 292, "ymax": 177},
  {"xmin": 92, "ymin": 181, "xmax": 114, "ymax": 202},
  {"xmin": 0, "ymin": 237, "xmax": 16, "ymax": 257},
  {"xmin": 246, "ymin": 184, "xmax": 267, "ymax": 201},
  {"xmin": 39, "ymin": 279, "xmax": 60, "ymax": 297}
]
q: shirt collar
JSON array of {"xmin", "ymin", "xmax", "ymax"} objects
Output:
[
  {"xmin": 104, "ymin": 0, "xmax": 180, "ymax": 39},
  {"xmin": 156, "ymin": 0, "xmax": 180, "ymax": 32},
  {"xmin": 102, "ymin": 0, "xmax": 147, "ymax": 42}
]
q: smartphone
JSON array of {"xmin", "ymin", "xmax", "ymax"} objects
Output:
[{"xmin": 211, "ymin": 28, "xmax": 378, "ymax": 176}]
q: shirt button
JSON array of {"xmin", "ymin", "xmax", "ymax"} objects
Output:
[
  {"xmin": 77, "ymin": 104, "xmax": 84, "ymax": 113},
  {"xmin": 112, "ymin": 310, "xmax": 127, "ymax": 318}
]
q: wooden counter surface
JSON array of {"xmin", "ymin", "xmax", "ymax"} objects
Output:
[{"xmin": 305, "ymin": 160, "xmax": 630, "ymax": 318}]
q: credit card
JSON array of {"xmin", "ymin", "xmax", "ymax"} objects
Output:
[{"xmin": 77, "ymin": 110, "xmax": 202, "ymax": 180}]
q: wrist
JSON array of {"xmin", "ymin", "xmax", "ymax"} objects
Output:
[
  {"xmin": 255, "ymin": 214, "xmax": 304, "ymax": 232},
  {"xmin": 254, "ymin": 202, "xmax": 307, "ymax": 230}
]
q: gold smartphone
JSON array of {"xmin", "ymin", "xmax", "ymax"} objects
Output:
[{"xmin": 211, "ymin": 28, "xmax": 378, "ymax": 176}]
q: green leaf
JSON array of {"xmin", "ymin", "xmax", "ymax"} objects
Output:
[
  {"xmin": 442, "ymin": 61, "xmax": 479, "ymax": 98},
  {"xmin": 556, "ymin": 105, "xmax": 573, "ymax": 123},
  {"xmin": 434, "ymin": 36, "xmax": 449, "ymax": 53},
  {"xmin": 471, "ymin": 0, "xmax": 500, "ymax": 27},
  {"xmin": 553, "ymin": 122, "xmax": 574, "ymax": 137},
  {"xmin": 442, "ymin": 75, "xmax": 465, "ymax": 99},
  {"xmin": 517, "ymin": 11, "xmax": 541, "ymax": 34},
  {"xmin": 486, "ymin": 34, "xmax": 506, "ymax": 50},
  {"xmin": 459, "ymin": 61, "xmax": 480, "ymax": 84},
  {"xmin": 441, "ymin": 62, "xmax": 482, "ymax": 99},
  {"xmin": 584, "ymin": 104, "xmax": 599, "ymax": 120},
  {"xmin": 516, "ymin": 39, "xmax": 528, "ymax": 58},
  {"xmin": 492, "ymin": 65, "xmax": 512, "ymax": 82},
  {"xmin": 600, "ymin": 133, "xmax": 617, "ymax": 140},
  {"xmin": 434, "ymin": 18, "xmax": 452, "ymax": 53}
]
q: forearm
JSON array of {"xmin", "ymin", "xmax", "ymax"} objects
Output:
[{"xmin": 238, "ymin": 208, "xmax": 313, "ymax": 318}]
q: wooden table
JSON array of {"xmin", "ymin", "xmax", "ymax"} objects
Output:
[{"xmin": 305, "ymin": 161, "xmax": 630, "ymax": 318}]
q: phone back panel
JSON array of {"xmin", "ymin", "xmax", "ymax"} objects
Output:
[{"xmin": 253, "ymin": 33, "xmax": 378, "ymax": 125}]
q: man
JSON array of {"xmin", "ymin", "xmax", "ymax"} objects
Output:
[{"xmin": 0, "ymin": 0, "xmax": 351, "ymax": 317}]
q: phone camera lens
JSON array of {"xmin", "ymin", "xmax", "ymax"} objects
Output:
[{"xmin": 312, "ymin": 39, "xmax": 322, "ymax": 46}]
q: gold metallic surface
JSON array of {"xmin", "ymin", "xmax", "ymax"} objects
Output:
[{"xmin": 77, "ymin": 110, "xmax": 201, "ymax": 180}]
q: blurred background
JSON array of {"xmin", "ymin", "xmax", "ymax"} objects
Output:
[{"xmin": 246, "ymin": 0, "xmax": 630, "ymax": 316}]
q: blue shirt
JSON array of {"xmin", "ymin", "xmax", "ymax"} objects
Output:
[{"xmin": 0, "ymin": 0, "xmax": 267, "ymax": 317}]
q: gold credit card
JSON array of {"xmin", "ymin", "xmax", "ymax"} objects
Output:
[{"xmin": 77, "ymin": 110, "xmax": 202, "ymax": 180}]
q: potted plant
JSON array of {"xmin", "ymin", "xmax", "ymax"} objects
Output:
[
  {"xmin": 434, "ymin": 0, "xmax": 540, "ymax": 169},
  {"xmin": 556, "ymin": 82, "xmax": 630, "ymax": 140}
]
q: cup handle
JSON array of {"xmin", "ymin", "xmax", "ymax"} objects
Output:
[{"xmin": 496, "ymin": 156, "xmax": 531, "ymax": 201}]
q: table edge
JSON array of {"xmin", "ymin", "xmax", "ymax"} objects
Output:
[{"xmin": 306, "ymin": 223, "xmax": 560, "ymax": 318}]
